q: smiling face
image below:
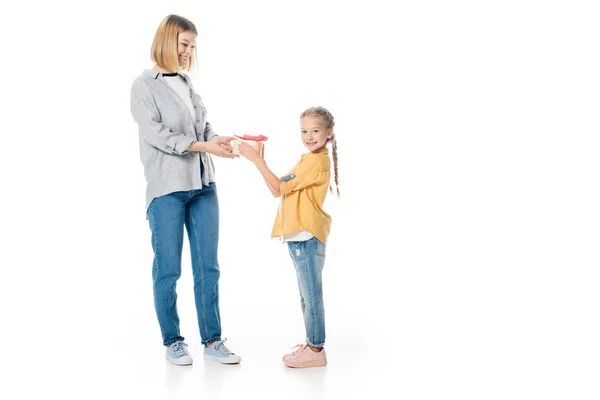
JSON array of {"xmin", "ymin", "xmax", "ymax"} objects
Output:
[
  {"xmin": 177, "ymin": 31, "xmax": 196, "ymax": 68},
  {"xmin": 301, "ymin": 115, "xmax": 333, "ymax": 152}
]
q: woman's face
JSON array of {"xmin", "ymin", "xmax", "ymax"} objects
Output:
[{"xmin": 177, "ymin": 31, "xmax": 197, "ymax": 68}]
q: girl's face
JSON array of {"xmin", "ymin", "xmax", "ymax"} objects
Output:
[
  {"xmin": 301, "ymin": 116, "xmax": 333, "ymax": 152},
  {"xmin": 177, "ymin": 31, "xmax": 197, "ymax": 68}
]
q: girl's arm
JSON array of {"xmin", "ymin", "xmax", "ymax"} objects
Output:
[{"xmin": 239, "ymin": 142, "xmax": 281, "ymax": 197}]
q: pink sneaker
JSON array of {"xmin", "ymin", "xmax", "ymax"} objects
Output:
[
  {"xmin": 282, "ymin": 344, "xmax": 305, "ymax": 361},
  {"xmin": 283, "ymin": 344, "xmax": 327, "ymax": 368}
]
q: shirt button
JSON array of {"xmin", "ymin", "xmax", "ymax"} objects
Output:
[
  {"xmin": 196, "ymin": 118, "xmax": 200, "ymax": 122},
  {"xmin": 193, "ymin": 105, "xmax": 197, "ymax": 108}
]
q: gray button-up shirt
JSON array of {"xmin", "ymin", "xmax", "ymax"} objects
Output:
[{"xmin": 130, "ymin": 69, "xmax": 218, "ymax": 211}]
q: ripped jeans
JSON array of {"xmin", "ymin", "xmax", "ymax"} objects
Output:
[{"xmin": 287, "ymin": 236, "xmax": 326, "ymax": 347}]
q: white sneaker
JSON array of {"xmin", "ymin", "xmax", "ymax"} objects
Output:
[{"xmin": 166, "ymin": 341, "xmax": 193, "ymax": 366}]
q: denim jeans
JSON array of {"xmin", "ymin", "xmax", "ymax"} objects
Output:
[
  {"xmin": 147, "ymin": 183, "xmax": 222, "ymax": 346},
  {"xmin": 287, "ymin": 236, "xmax": 326, "ymax": 347}
]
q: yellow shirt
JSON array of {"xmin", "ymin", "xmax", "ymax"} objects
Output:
[{"xmin": 271, "ymin": 148, "xmax": 332, "ymax": 244}]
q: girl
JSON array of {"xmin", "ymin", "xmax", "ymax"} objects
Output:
[
  {"xmin": 239, "ymin": 106, "xmax": 339, "ymax": 368},
  {"xmin": 130, "ymin": 14, "xmax": 241, "ymax": 365}
]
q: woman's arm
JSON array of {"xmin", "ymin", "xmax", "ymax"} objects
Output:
[
  {"xmin": 131, "ymin": 81, "xmax": 235, "ymax": 158},
  {"xmin": 204, "ymin": 121, "xmax": 219, "ymax": 142},
  {"xmin": 130, "ymin": 82, "xmax": 196, "ymax": 155},
  {"xmin": 188, "ymin": 137, "xmax": 236, "ymax": 158}
]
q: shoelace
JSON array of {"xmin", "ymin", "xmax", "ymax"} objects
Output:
[
  {"xmin": 289, "ymin": 344, "xmax": 308, "ymax": 356},
  {"xmin": 214, "ymin": 338, "xmax": 234, "ymax": 356},
  {"xmin": 171, "ymin": 342, "xmax": 189, "ymax": 358}
]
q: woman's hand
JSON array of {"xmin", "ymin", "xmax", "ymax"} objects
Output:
[
  {"xmin": 206, "ymin": 136, "xmax": 237, "ymax": 158},
  {"xmin": 239, "ymin": 142, "xmax": 262, "ymax": 164}
]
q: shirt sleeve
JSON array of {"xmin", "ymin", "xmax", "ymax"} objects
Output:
[
  {"xmin": 130, "ymin": 81, "xmax": 197, "ymax": 155},
  {"xmin": 204, "ymin": 121, "xmax": 219, "ymax": 142},
  {"xmin": 279, "ymin": 156, "xmax": 328, "ymax": 195}
]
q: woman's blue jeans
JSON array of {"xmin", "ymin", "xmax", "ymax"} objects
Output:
[{"xmin": 147, "ymin": 184, "xmax": 222, "ymax": 346}]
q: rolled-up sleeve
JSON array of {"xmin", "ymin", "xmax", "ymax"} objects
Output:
[
  {"xmin": 130, "ymin": 81, "xmax": 196, "ymax": 155},
  {"xmin": 204, "ymin": 121, "xmax": 219, "ymax": 142},
  {"xmin": 280, "ymin": 157, "xmax": 328, "ymax": 195}
]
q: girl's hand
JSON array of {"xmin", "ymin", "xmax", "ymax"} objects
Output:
[
  {"xmin": 239, "ymin": 142, "xmax": 262, "ymax": 163},
  {"xmin": 206, "ymin": 136, "xmax": 237, "ymax": 158}
]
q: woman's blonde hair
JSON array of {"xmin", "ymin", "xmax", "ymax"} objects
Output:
[
  {"xmin": 151, "ymin": 14, "xmax": 197, "ymax": 72},
  {"xmin": 300, "ymin": 106, "xmax": 340, "ymax": 197}
]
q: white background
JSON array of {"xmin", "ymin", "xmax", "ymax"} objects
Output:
[{"xmin": 1, "ymin": 0, "xmax": 599, "ymax": 399}]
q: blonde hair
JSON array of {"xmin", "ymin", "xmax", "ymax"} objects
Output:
[
  {"xmin": 151, "ymin": 14, "xmax": 197, "ymax": 72},
  {"xmin": 300, "ymin": 106, "xmax": 340, "ymax": 197}
]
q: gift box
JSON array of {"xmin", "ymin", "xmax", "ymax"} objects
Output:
[{"xmin": 231, "ymin": 134, "xmax": 268, "ymax": 157}]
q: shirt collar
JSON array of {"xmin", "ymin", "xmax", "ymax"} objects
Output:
[
  {"xmin": 143, "ymin": 69, "xmax": 160, "ymax": 79},
  {"xmin": 302, "ymin": 147, "xmax": 329, "ymax": 159},
  {"xmin": 142, "ymin": 69, "xmax": 191, "ymax": 82}
]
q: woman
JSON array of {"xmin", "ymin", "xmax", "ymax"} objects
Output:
[{"xmin": 130, "ymin": 14, "xmax": 241, "ymax": 366}]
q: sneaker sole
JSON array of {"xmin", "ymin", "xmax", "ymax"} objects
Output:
[
  {"xmin": 284, "ymin": 360, "xmax": 327, "ymax": 368},
  {"xmin": 204, "ymin": 355, "xmax": 241, "ymax": 364},
  {"xmin": 166, "ymin": 356, "xmax": 193, "ymax": 366}
]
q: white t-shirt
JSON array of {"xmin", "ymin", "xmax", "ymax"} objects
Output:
[
  {"xmin": 163, "ymin": 74, "xmax": 196, "ymax": 123},
  {"xmin": 281, "ymin": 230, "xmax": 314, "ymax": 243}
]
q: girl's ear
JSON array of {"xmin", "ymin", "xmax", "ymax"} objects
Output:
[{"xmin": 327, "ymin": 128, "xmax": 334, "ymax": 139}]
